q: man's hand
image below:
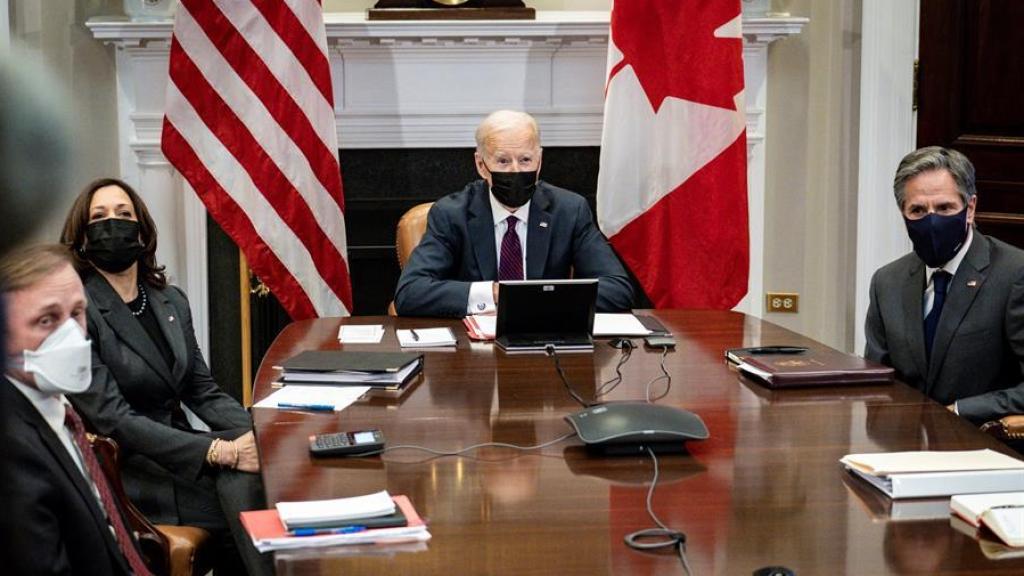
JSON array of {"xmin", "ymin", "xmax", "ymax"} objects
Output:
[
  {"xmin": 946, "ymin": 403, "xmax": 957, "ymax": 414},
  {"xmin": 492, "ymin": 282, "xmax": 499, "ymax": 305}
]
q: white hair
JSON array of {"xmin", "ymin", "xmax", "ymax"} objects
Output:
[{"xmin": 474, "ymin": 110, "xmax": 540, "ymax": 154}]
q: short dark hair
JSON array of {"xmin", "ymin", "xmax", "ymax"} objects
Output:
[
  {"xmin": 0, "ymin": 244, "xmax": 75, "ymax": 294},
  {"xmin": 59, "ymin": 177, "xmax": 167, "ymax": 289},
  {"xmin": 893, "ymin": 146, "xmax": 976, "ymax": 209}
]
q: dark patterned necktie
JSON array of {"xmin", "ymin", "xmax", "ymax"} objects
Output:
[
  {"xmin": 64, "ymin": 405, "xmax": 154, "ymax": 576},
  {"xmin": 924, "ymin": 271, "xmax": 952, "ymax": 359},
  {"xmin": 498, "ymin": 216, "xmax": 524, "ymax": 281}
]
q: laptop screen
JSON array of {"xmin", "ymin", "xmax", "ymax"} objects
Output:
[{"xmin": 495, "ymin": 279, "xmax": 598, "ymax": 339}]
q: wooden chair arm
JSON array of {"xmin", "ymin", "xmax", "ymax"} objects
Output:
[{"xmin": 980, "ymin": 415, "xmax": 1024, "ymax": 441}]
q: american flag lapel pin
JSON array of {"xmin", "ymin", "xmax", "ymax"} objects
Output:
[
  {"xmin": 539, "ymin": 221, "xmax": 549, "ymax": 228},
  {"xmin": 967, "ymin": 280, "xmax": 978, "ymax": 288}
]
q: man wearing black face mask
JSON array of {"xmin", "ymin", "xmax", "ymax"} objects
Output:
[
  {"xmin": 395, "ymin": 110, "xmax": 634, "ymax": 317},
  {"xmin": 865, "ymin": 146, "xmax": 1024, "ymax": 423}
]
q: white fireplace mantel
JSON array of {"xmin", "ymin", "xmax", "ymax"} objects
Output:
[{"xmin": 87, "ymin": 10, "xmax": 806, "ymax": 354}]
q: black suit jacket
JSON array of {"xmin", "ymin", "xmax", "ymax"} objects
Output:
[
  {"xmin": 71, "ymin": 273, "xmax": 252, "ymax": 524},
  {"xmin": 0, "ymin": 379, "xmax": 134, "ymax": 575},
  {"xmin": 865, "ymin": 232, "xmax": 1024, "ymax": 422},
  {"xmin": 395, "ymin": 180, "xmax": 634, "ymax": 317}
]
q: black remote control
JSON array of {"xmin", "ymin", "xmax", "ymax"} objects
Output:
[{"xmin": 309, "ymin": 430, "xmax": 385, "ymax": 457}]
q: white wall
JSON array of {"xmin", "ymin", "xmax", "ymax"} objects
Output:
[
  {"xmin": 6, "ymin": 0, "xmax": 121, "ymax": 243},
  {"xmin": 762, "ymin": 0, "xmax": 863, "ymax": 351}
]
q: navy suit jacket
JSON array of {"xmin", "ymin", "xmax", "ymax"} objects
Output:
[
  {"xmin": 0, "ymin": 379, "xmax": 134, "ymax": 575},
  {"xmin": 865, "ymin": 232, "xmax": 1024, "ymax": 422},
  {"xmin": 394, "ymin": 180, "xmax": 634, "ymax": 317}
]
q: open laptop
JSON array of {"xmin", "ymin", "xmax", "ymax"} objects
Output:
[{"xmin": 495, "ymin": 279, "xmax": 598, "ymax": 353}]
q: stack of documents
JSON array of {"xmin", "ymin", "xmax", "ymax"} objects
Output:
[
  {"xmin": 278, "ymin": 490, "xmax": 396, "ymax": 529},
  {"xmin": 951, "ymin": 492, "xmax": 1024, "ymax": 548},
  {"xmin": 241, "ymin": 492, "xmax": 429, "ymax": 552},
  {"xmin": 338, "ymin": 324, "xmax": 385, "ymax": 344},
  {"xmin": 396, "ymin": 327, "xmax": 456, "ymax": 348},
  {"xmin": 840, "ymin": 449, "xmax": 1024, "ymax": 499},
  {"xmin": 278, "ymin": 351, "xmax": 423, "ymax": 388}
]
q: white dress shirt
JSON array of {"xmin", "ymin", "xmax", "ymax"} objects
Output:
[
  {"xmin": 7, "ymin": 376, "xmax": 107, "ymax": 514},
  {"xmin": 467, "ymin": 192, "xmax": 531, "ymax": 314}
]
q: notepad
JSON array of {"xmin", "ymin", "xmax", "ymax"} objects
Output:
[
  {"xmin": 464, "ymin": 313, "xmax": 654, "ymax": 340},
  {"xmin": 397, "ymin": 327, "xmax": 456, "ymax": 348},
  {"xmin": 952, "ymin": 493, "xmax": 1024, "ymax": 547},
  {"xmin": 592, "ymin": 313, "xmax": 652, "ymax": 336},
  {"xmin": 338, "ymin": 324, "xmax": 385, "ymax": 344},
  {"xmin": 253, "ymin": 385, "xmax": 369, "ymax": 412}
]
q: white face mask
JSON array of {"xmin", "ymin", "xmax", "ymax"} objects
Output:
[{"xmin": 22, "ymin": 317, "xmax": 92, "ymax": 395}]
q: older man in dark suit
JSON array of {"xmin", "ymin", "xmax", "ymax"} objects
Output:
[
  {"xmin": 0, "ymin": 245, "xmax": 150, "ymax": 575},
  {"xmin": 395, "ymin": 110, "xmax": 634, "ymax": 317},
  {"xmin": 865, "ymin": 146, "xmax": 1024, "ymax": 423}
]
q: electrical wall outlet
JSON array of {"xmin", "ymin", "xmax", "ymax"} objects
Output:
[{"xmin": 766, "ymin": 292, "xmax": 799, "ymax": 313}]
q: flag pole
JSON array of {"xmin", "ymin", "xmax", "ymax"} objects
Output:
[{"xmin": 239, "ymin": 248, "xmax": 253, "ymax": 407}]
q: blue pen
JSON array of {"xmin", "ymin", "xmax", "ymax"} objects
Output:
[
  {"xmin": 289, "ymin": 525, "xmax": 367, "ymax": 537},
  {"xmin": 277, "ymin": 402, "xmax": 335, "ymax": 412}
]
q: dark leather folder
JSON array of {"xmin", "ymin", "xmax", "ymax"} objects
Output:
[{"xmin": 729, "ymin": 347, "xmax": 894, "ymax": 388}]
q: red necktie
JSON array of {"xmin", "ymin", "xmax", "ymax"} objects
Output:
[
  {"xmin": 498, "ymin": 216, "xmax": 524, "ymax": 281},
  {"xmin": 64, "ymin": 405, "xmax": 154, "ymax": 576}
]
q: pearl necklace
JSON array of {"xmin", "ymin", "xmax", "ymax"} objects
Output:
[{"xmin": 129, "ymin": 283, "xmax": 148, "ymax": 317}]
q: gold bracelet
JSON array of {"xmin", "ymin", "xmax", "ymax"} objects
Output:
[
  {"xmin": 231, "ymin": 440, "xmax": 240, "ymax": 469},
  {"xmin": 206, "ymin": 438, "xmax": 221, "ymax": 467}
]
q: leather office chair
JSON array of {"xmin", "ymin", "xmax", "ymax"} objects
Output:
[
  {"xmin": 88, "ymin": 433, "xmax": 213, "ymax": 576},
  {"xmin": 388, "ymin": 202, "xmax": 434, "ymax": 315}
]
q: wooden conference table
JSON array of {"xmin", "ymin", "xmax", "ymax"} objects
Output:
[{"xmin": 252, "ymin": 310, "xmax": 1024, "ymax": 575}]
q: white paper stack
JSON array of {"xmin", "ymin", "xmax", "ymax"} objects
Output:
[
  {"xmin": 252, "ymin": 385, "xmax": 370, "ymax": 412},
  {"xmin": 338, "ymin": 324, "xmax": 386, "ymax": 344},
  {"xmin": 593, "ymin": 313, "xmax": 653, "ymax": 336},
  {"xmin": 277, "ymin": 490, "xmax": 396, "ymax": 529}
]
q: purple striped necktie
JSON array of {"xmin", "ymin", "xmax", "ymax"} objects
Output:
[{"xmin": 498, "ymin": 216, "xmax": 524, "ymax": 281}]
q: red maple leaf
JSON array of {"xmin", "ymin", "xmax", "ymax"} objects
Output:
[{"xmin": 610, "ymin": 0, "xmax": 744, "ymax": 112}]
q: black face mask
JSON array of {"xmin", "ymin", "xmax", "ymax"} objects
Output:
[
  {"xmin": 84, "ymin": 219, "xmax": 144, "ymax": 274},
  {"xmin": 487, "ymin": 168, "xmax": 538, "ymax": 208},
  {"xmin": 903, "ymin": 208, "xmax": 969, "ymax": 268}
]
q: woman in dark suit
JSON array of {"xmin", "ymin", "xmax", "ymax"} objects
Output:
[{"xmin": 60, "ymin": 178, "xmax": 269, "ymax": 576}]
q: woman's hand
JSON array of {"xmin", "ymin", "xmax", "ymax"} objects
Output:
[{"xmin": 231, "ymin": 431, "xmax": 260, "ymax": 473}]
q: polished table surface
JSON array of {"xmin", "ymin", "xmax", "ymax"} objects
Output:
[{"xmin": 252, "ymin": 311, "xmax": 1024, "ymax": 575}]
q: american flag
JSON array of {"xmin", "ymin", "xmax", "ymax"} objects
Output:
[{"xmin": 161, "ymin": 0, "xmax": 352, "ymax": 319}]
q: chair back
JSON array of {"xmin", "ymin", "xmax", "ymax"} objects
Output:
[
  {"xmin": 88, "ymin": 433, "xmax": 171, "ymax": 575},
  {"xmin": 396, "ymin": 202, "xmax": 433, "ymax": 269},
  {"xmin": 88, "ymin": 433, "xmax": 214, "ymax": 576}
]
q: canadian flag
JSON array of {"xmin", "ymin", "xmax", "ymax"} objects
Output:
[{"xmin": 597, "ymin": 0, "xmax": 748, "ymax": 309}]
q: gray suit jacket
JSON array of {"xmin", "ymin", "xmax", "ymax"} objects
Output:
[
  {"xmin": 71, "ymin": 273, "xmax": 252, "ymax": 524},
  {"xmin": 865, "ymin": 232, "xmax": 1024, "ymax": 422},
  {"xmin": 394, "ymin": 180, "xmax": 634, "ymax": 317}
]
